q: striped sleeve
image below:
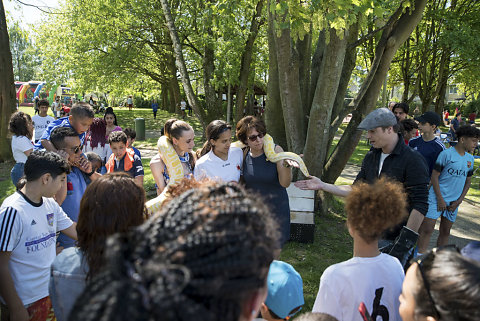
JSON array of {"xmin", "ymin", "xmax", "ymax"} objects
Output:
[{"xmin": 0, "ymin": 207, "xmax": 21, "ymax": 252}]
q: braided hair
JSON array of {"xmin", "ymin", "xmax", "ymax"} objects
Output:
[
  {"xmin": 70, "ymin": 182, "xmax": 279, "ymax": 321},
  {"xmin": 87, "ymin": 117, "xmax": 107, "ymax": 148}
]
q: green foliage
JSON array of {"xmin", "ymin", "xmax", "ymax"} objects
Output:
[
  {"xmin": 464, "ymin": 99, "xmax": 480, "ymax": 115},
  {"xmin": 6, "ymin": 16, "xmax": 42, "ymax": 82}
]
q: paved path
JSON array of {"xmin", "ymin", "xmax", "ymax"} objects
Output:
[{"xmin": 338, "ymin": 163, "xmax": 480, "ymax": 250}]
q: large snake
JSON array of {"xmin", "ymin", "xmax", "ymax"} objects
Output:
[
  {"xmin": 146, "ymin": 133, "xmax": 310, "ymax": 215},
  {"xmin": 231, "ymin": 134, "xmax": 309, "ymax": 177},
  {"xmin": 146, "ymin": 136, "xmax": 186, "ymax": 215}
]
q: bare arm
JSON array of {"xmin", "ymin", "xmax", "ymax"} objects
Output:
[
  {"xmin": 61, "ymin": 222, "xmax": 77, "ymax": 240},
  {"xmin": 274, "ymin": 145, "xmax": 292, "ymax": 188},
  {"xmin": 150, "ymin": 154, "xmax": 166, "ymax": 194},
  {"xmin": 431, "ymin": 169, "xmax": 446, "ymax": 211},
  {"xmin": 40, "ymin": 139, "xmax": 57, "ymax": 152},
  {"xmin": 23, "ymin": 149, "xmax": 32, "ymax": 157},
  {"xmin": 0, "ymin": 252, "xmax": 29, "ymax": 321},
  {"xmin": 295, "ymin": 176, "xmax": 352, "ymax": 197},
  {"xmin": 405, "ymin": 209, "xmax": 424, "ymax": 233},
  {"xmin": 134, "ymin": 175, "xmax": 144, "ymax": 188}
]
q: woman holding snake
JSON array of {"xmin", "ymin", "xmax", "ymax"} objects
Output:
[
  {"xmin": 236, "ymin": 116, "xmax": 295, "ymax": 247},
  {"xmin": 150, "ymin": 119, "xmax": 196, "ymax": 195}
]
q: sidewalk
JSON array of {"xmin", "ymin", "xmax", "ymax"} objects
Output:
[{"xmin": 338, "ymin": 163, "xmax": 480, "ymax": 249}]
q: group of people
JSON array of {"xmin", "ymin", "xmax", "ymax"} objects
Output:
[{"xmin": 2, "ymin": 101, "xmax": 480, "ymax": 321}]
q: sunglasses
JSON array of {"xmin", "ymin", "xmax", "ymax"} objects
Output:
[
  {"xmin": 410, "ymin": 245, "xmax": 460, "ymax": 318},
  {"xmin": 248, "ymin": 132, "xmax": 264, "ymax": 142},
  {"xmin": 64, "ymin": 144, "xmax": 83, "ymax": 154}
]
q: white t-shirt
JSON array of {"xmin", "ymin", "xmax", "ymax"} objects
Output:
[
  {"xmin": 194, "ymin": 147, "xmax": 243, "ymax": 183},
  {"xmin": 11, "ymin": 135, "xmax": 33, "ymax": 163},
  {"xmin": 313, "ymin": 253, "xmax": 404, "ymax": 321},
  {"xmin": 378, "ymin": 152, "xmax": 390, "ymax": 176},
  {"xmin": 0, "ymin": 191, "xmax": 73, "ymax": 305},
  {"xmin": 32, "ymin": 115, "xmax": 55, "ymax": 141},
  {"xmin": 180, "ymin": 100, "xmax": 187, "ymax": 110}
]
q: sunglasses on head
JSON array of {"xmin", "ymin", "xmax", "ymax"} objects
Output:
[
  {"xmin": 410, "ymin": 245, "xmax": 460, "ymax": 319},
  {"xmin": 248, "ymin": 132, "xmax": 264, "ymax": 142}
]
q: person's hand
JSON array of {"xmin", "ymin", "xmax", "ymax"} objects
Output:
[
  {"xmin": 283, "ymin": 159, "xmax": 299, "ymax": 168},
  {"xmin": 10, "ymin": 307, "xmax": 29, "ymax": 321},
  {"xmin": 437, "ymin": 198, "xmax": 447, "ymax": 212},
  {"xmin": 447, "ymin": 199, "xmax": 461, "ymax": 212},
  {"xmin": 294, "ymin": 175, "xmax": 325, "ymax": 191},
  {"xmin": 56, "ymin": 242, "xmax": 64, "ymax": 255},
  {"xmin": 77, "ymin": 157, "xmax": 92, "ymax": 174}
]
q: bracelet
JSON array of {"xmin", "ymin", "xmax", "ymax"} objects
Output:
[{"xmin": 86, "ymin": 169, "xmax": 96, "ymax": 176}]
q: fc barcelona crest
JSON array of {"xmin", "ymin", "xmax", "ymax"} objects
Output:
[{"xmin": 467, "ymin": 161, "xmax": 472, "ymax": 168}]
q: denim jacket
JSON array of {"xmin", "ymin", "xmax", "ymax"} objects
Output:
[{"xmin": 49, "ymin": 247, "xmax": 88, "ymax": 321}]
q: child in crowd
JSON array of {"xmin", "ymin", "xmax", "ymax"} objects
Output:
[
  {"xmin": 106, "ymin": 131, "xmax": 144, "ymax": 187},
  {"xmin": 69, "ymin": 182, "xmax": 278, "ymax": 321},
  {"xmin": 393, "ymin": 103, "xmax": 409, "ymax": 121},
  {"xmin": 0, "ymin": 151, "xmax": 77, "ymax": 321},
  {"xmin": 399, "ymin": 246, "xmax": 480, "ymax": 321},
  {"xmin": 409, "ymin": 111, "xmax": 446, "ymax": 176},
  {"xmin": 313, "ymin": 178, "xmax": 407, "ymax": 321},
  {"xmin": 50, "ymin": 173, "xmax": 146, "ymax": 321},
  {"xmin": 85, "ymin": 151, "xmax": 103, "ymax": 182},
  {"xmin": 8, "ymin": 111, "xmax": 34, "ymax": 187},
  {"xmin": 32, "ymin": 99, "xmax": 55, "ymax": 144},
  {"xmin": 34, "ymin": 102, "xmax": 94, "ymax": 154},
  {"xmin": 417, "ymin": 125, "xmax": 479, "ymax": 255},
  {"xmin": 400, "ymin": 118, "xmax": 418, "ymax": 144},
  {"xmin": 123, "ymin": 127, "xmax": 141, "ymax": 159},
  {"xmin": 259, "ymin": 260, "xmax": 304, "ymax": 321},
  {"xmin": 195, "ymin": 120, "xmax": 243, "ymax": 183}
]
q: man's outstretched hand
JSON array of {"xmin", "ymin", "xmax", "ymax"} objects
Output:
[{"xmin": 294, "ymin": 176, "xmax": 325, "ymax": 191}]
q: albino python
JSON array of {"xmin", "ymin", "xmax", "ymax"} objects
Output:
[
  {"xmin": 146, "ymin": 136, "xmax": 186, "ymax": 215},
  {"xmin": 231, "ymin": 133, "xmax": 309, "ymax": 176},
  {"xmin": 146, "ymin": 133, "xmax": 309, "ymax": 215}
]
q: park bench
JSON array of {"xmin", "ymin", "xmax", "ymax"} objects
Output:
[{"xmin": 287, "ymin": 184, "xmax": 315, "ymax": 243}]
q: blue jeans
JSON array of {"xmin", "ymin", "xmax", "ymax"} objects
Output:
[{"xmin": 10, "ymin": 162, "xmax": 25, "ymax": 187}]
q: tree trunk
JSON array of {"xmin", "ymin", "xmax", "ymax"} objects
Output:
[
  {"xmin": 303, "ymin": 27, "xmax": 348, "ymax": 177},
  {"xmin": 264, "ymin": 2, "xmax": 287, "ymax": 148},
  {"xmin": 234, "ymin": 0, "xmax": 265, "ymax": 124},
  {"xmin": 159, "ymin": 0, "xmax": 206, "ymax": 129},
  {"xmin": 166, "ymin": 52, "xmax": 181, "ymax": 114},
  {"xmin": 161, "ymin": 82, "xmax": 169, "ymax": 112},
  {"xmin": 274, "ymin": 12, "xmax": 306, "ymax": 153},
  {"xmin": 0, "ymin": 1, "xmax": 16, "ymax": 161},
  {"xmin": 297, "ymin": 31, "xmax": 312, "ymax": 123},
  {"xmin": 323, "ymin": 0, "xmax": 428, "ymax": 184}
]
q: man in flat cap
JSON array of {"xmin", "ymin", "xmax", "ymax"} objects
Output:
[{"xmin": 296, "ymin": 108, "xmax": 429, "ymax": 267}]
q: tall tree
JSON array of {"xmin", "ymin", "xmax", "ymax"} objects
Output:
[{"xmin": 0, "ymin": 0, "xmax": 16, "ymax": 161}]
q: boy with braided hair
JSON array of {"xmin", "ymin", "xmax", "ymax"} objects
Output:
[{"xmin": 70, "ymin": 182, "xmax": 279, "ymax": 321}]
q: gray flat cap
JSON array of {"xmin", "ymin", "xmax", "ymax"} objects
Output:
[{"xmin": 358, "ymin": 108, "xmax": 397, "ymax": 131}]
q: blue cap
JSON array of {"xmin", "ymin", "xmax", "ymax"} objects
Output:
[{"xmin": 265, "ymin": 261, "xmax": 304, "ymax": 319}]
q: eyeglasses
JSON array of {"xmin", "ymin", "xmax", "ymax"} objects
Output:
[
  {"xmin": 410, "ymin": 245, "xmax": 460, "ymax": 319},
  {"xmin": 64, "ymin": 144, "xmax": 82, "ymax": 154},
  {"xmin": 248, "ymin": 132, "xmax": 264, "ymax": 142}
]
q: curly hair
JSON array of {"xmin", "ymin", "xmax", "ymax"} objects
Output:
[
  {"xmin": 456, "ymin": 125, "xmax": 480, "ymax": 140},
  {"xmin": 76, "ymin": 173, "xmax": 146, "ymax": 279},
  {"xmin": 412, "ymin": 249, "xmax": 480, "ymax": 320},
  {"xmin": 346, "ymin": 177, "xmax": 408, "ymax": 243},
  {"xmin": 9, "ymin": 111, "xmax": 32, "ymax": 139},
  {"xmin": 235, "ymin": 116, "xmax": 266, "ymax": 145},
  {"xmin": 108, "ymin": 131, "xmax": 127, "ymax": 145},
  {"xmin": 70, "ymin": 182, "xmax": 279, "ymax": 321}
]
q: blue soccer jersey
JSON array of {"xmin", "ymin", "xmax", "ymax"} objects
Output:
[
  {"xmin": 33, "ymin": 117, "xmax": 86, "ymax": 150},
  {"xmin": 409, "ymin": 136, "xmax": 445, "ymax": 176},
  {"xmin": 428, "ymin": 147, "xmax": 474, "ymax": 203}
]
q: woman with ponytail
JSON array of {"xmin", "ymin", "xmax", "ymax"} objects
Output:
[
  {"xmin": 69, "ymin": 182, "xmax": 279, "ymax": 321},
  {"xmin": 150, "ymin": 119, "xmax": 196, "ymax": 195},
  {"xmin": 194, "ymin": 120, "xmax": 243, "ymax": 182}
]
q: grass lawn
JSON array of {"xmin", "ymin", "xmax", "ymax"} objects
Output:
[{"xmin": 0, "ymin": 107, "xmax": 478, "ymax": 316}]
